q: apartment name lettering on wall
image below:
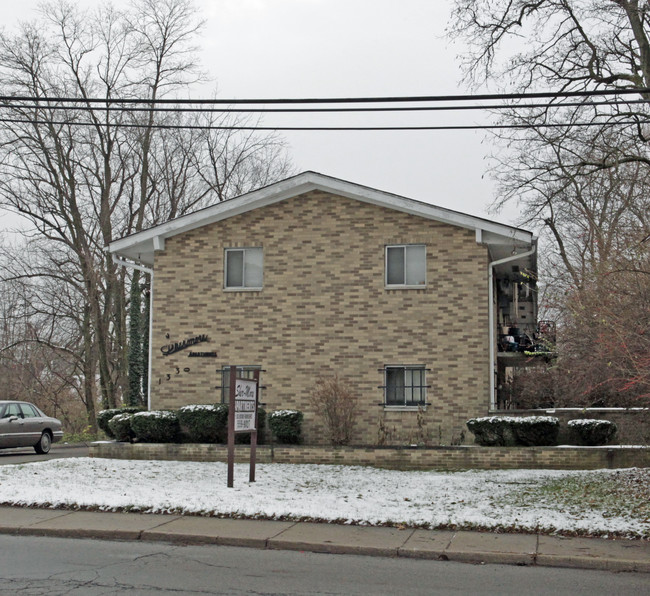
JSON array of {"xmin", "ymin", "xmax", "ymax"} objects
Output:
[{"xmin": 160, "ymin": 334, "xmax": 209, "ymax": 356}]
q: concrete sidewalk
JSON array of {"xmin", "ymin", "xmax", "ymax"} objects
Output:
[{"xmin": 0, "ymin": 506, "xmax": 647, "ymax": 572}]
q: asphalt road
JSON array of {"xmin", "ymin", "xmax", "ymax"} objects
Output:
[
  {"xmin": 0, "ymin": 535, "xmax": 647, "ymax": 596},
  {"xmin": 0, "ymin": 444, "xmax": 89, "ymax": 465}
]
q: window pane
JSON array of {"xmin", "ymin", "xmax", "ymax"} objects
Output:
[
  {"xmin": 403, "ymin": 369, "xmax": 412, "ymax": 403},
  {"xmin": 386, "ymin": 367, "xmax": 405, "ymax": 405},
  {"xmin": 226, "ymin": 250, "xmax": 244, "ymax": 287},
  {"xmin": 244, "ymin": 248, "xmax": 263, "ymax": 287},
  {"xmin": 405, "ymin": 245, "xmax": 426, "ymax": 285},
  {"xmin": 386, "ymin": 246, "xmax": 405, "ymax": 285},
  {"xmin": 410, "ymin": 369, "xmax": 422, "ymax": 403},
  {"xmin": 385, "ymin": 367, "xmax": 425, "ymax": 406},
  {"xmin": 20, "ymin": 404, "xmax": 39, "ymax": 418},
  {"xmin": 221, "ymin": 366, "xmax": 261, "ymax": 402},
  {"xmin": 4, "ymin": 403, "xmax": 21, "ymax": 418}
]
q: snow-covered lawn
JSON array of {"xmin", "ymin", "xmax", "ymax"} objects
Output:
[{"xmin": 0, "ymin": 458, "xmax": 647, "ymax": 538}]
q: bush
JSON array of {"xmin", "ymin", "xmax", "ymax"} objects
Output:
[
  {"xmin": 568, "ymin": 419, "xmax": 617, "ymax": 446},
  {"xmin": 107, "ymin": 413, "xmax": 135, "ymax": 442},
  {"xmin": 467, "ymin": 416, "xmax": 559, "ymax": 446},
  {"xmin": 177, "ymin": 404, "xmax": 228, "ymax": 443},
  {"xmin": 268, "ymin": 409, "xmax": 303, "ymax": 444},
  {"xmin": 466, "ymin": 416, "xmax": 517, "ymax": 446},
  {"xmin": 309, "ymin": 375, "xmax": 358, "ymax": 445},
  {"xmin": 97, "ymin": 407, "xmax": 144, "ymax": 438},
  {"xmin": 511, "ymin": 416, "xmax": 560, "ymax": 446},
  {"xmin": 176, "ymin": 404, "xmax": 266, "ymax": 444},
  {"xmin": 130, "ymin": 410, "xmax": 180, "ymax": 443}
]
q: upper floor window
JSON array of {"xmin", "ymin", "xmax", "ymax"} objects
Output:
[
  {"xmin": 225, "ymin": 247, "xmax": 263, "ymax": 289},
  {"xmin": 385, "ymin": 245, "xmax": 426, "ymax": 287}
]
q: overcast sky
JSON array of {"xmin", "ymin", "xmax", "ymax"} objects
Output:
[{"xmin": 4, "ymin": 0, "xmax": 520, "ymax": 225}]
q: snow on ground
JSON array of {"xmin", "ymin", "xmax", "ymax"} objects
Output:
[{"xmin": 0, "ymin": 458, "xmax": 647, "ymax": 538}]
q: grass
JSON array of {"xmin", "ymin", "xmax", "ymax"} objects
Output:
[
  {"xmin": 537, "ymin": 469, "xmax": 650, "ymax": 521},
  {"xmin": 502, "ymin": 468, "xmax": 650, "ymax": 537},
  {"xmin": 61, "ymin": 428, "xmax": 98, "ymax": 444}
]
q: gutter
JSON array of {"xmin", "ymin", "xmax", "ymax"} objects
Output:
[
  {"xmin": 111, "ymin": 254, "xmax": 154, "ymax": 410},
  {"xmin": 487, "ymin": 241, "xmax": 537, "ymax": 411}
]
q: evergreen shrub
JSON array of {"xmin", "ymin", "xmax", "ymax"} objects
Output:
[
  {"xmin": 97, "ymin": 407, "xmax": 144, "ymax": 438},
  {"xmin": 466, "ymin": 416, "xmax": 517, "ymax": 446},
  {"xmin": 466, "ymin": 415, "xmax": 560, "ymax": 446},
  {"xmin": 107, "ymin": 413, "xmax": 135, "ymax": 442},
  {"xmin": 511, "ymin": 416, "xmax": 560, "ymax": 446},
  {"xmin": 130, "ymin": 410, "xmax": 180, "ymax": 443},
  {"xmin": 177, "ymin": 404, "xmax": 228, "ymax": 443},
  {"xmin": 568, "ymin": 419, "xmax": 617, "ymax": 446},
  {"xmin": 268, "ymin": 409, "xmax": 303, "ymax": 444}
]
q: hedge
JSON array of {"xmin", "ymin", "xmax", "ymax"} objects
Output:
[
  {"xmin": 107, "ymin": 413, "xmax": 135, "ymax": 442},
  {"xmin": 177, "ymin": 404, "xmax": 228, "ymax": 443},
  {"xmin": 466, "ymin": 416, "xmax": 518, "ymax": 446},
  {"xmin": 97, "ymin": 407, "xmax": 144, "ymax": 438},
  {"xmin": 511, "ymin": 416, "xmax": 560, "ymax": 446},
  {"xmin": 130, "ymin": 410, "xmax": 180, "ymax": 443},
  {"xmin": 176, "ymin": 403, "xmax": 266, "ymax": 444},
  {"xmin": 268, "ymin": 409, "xmax": 303, "ymax": 444},
  {"xmin": 467, "ymin": 416, "xmax": 560, "ymax": 446},
  {"xmin": 568, "ymin": 419, "xmax": 617, "ymax": 446}
]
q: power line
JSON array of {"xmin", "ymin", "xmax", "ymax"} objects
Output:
[
  {"xmin": 0, "ymin": 116, "xmax": 644, "ymax": 132},
  {"xmin": 0, "ymin": 87, "xmax": 649, "ymax": 106},
  {"xmin": 0, "ymin": 98, "xmax": 647, "ymax": 115}
]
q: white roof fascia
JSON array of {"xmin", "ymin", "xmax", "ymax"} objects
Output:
[{"xmin": 108, "ymin": 172, "xmax": 533, "ymax": 263}]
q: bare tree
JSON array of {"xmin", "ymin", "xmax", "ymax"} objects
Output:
[
  {"xmin": 0, "ymin": 0, "xmax": 293, "ymax": 428},
  {"xmin": 449, "ymin": 1, "xmax": 650, "ymax": 406}
]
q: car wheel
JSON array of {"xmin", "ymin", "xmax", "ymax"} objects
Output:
[{"xmin": 34, "ymin": 431, "xmax": 52, "ymax": 455}]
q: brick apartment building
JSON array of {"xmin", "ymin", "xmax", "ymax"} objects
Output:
[{"xmin": 109, "ymin": 172, "xmax": 538, "ymax": 445}]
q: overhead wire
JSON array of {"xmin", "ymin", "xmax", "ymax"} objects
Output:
[
  {"xmin": 0, "ymin": 117, "xmax": 645, "ymax": 132},
  {"xmin": 0, "ymin": 88, "xmax": 647, "ymax": 131},
  {"xmin": 0, "ymin": 87, "xmax": 649, "ymax": 105},
  {"xmin": 0, "ymin": 98, "xmax": 647, "ymax": 115}
]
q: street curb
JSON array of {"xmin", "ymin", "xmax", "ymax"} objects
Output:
[{"xmin": 0, "ymin": 521, "xmax": 647, "ymax": 573}]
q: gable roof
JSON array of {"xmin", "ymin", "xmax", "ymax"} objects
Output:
[{"xmin": 109, "ymin": 171, "xmax": 535, "ymax": 267}]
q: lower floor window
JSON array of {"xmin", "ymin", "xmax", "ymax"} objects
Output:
[
  {"xmin": 220, "ymin": 365, "xmax": 261, "ymax": 403},
  {"xmin": 384, "ymin": 366, "xmax": 426, "ymax": 406}
]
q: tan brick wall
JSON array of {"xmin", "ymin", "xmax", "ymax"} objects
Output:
[
  {"xmin": 150, "ymin": 190, "xmax": 490, "ymax": 445},
  {"xmin": 90, "ymin": 443, "xmax": 650, "ymax": 471}
]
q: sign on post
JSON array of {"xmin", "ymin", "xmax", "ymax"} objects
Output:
[
  {"xmin": 227, "ymin": 366, "xmax": 259, "ymax": 488},
  {"xmin": 234, "ymin": 379, "xmax": 257, "ymax": 432}
]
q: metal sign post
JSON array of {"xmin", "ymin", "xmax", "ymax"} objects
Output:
[{"xmin": 226, "ymin": 365, "xmax": 259, "ymax": 488}]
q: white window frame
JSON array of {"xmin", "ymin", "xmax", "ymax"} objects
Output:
[
  {"xmin": 384, "ymin": 365, "xmax": 427, "ymax": 409},
  {"xmin": 224, "ymin": 247, "xmax": 263, "ymax": 290},
  {"xmin": 385, "ymin": 244, "xmax": 426, "ymax": 289}
]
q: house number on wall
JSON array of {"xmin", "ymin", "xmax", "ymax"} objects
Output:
[
  {"xmin": 158, "ymin": 333, "xmax": 217, "ymax": 385},
  {"xmin": 158, "ymin": 366, "xmax": 191, "ymax": 384}
]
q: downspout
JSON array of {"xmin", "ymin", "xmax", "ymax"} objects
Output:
[
  {"xmin": 111, "ymin": 255, "xmax": 154, "ymax": 410},
  {"xmin": 487, "ymin": 242, "xmax": 537, "ymax": 411}
]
